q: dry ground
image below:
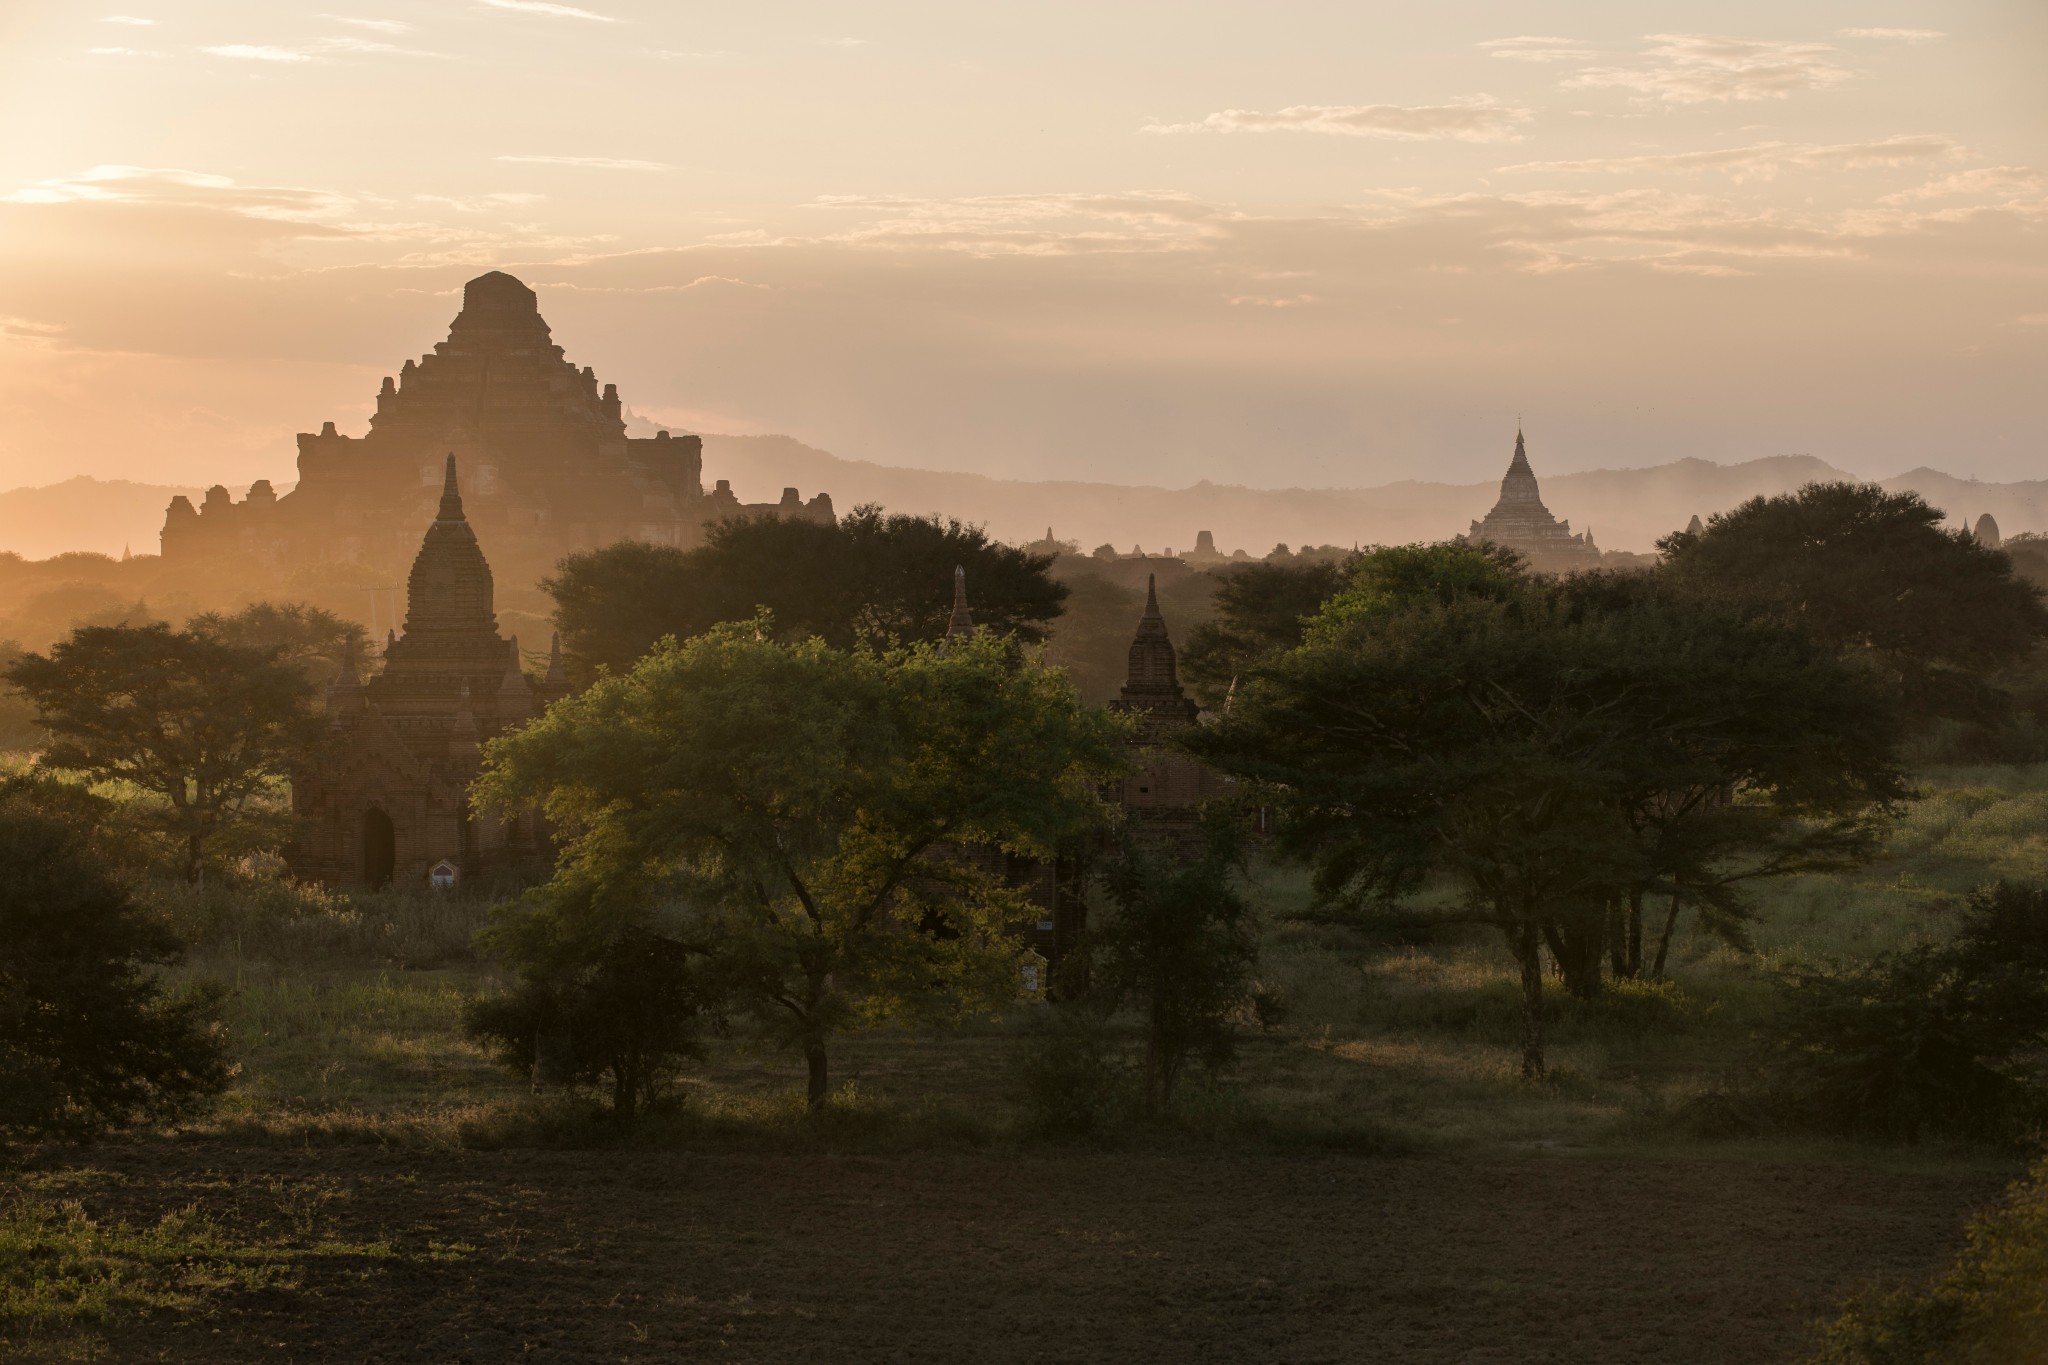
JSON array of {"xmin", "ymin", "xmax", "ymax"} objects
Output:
[{"xmin": 19, "ymin": 1140, "xmax": 2007, "ymax": 1365}]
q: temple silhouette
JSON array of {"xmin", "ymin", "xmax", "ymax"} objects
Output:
[
  {"xmin": 160, "ymin": 271, "xmax": 833, "ymax": 585},
  {"xmin": 1463, "ymin": 428, "xmax": 1599, "ymax": 571}
]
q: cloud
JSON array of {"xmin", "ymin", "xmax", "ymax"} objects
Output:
[
  {"xmin": 822, "ymin": 37, "xmax": 867, "ymax": 47},
  {"xmin": 2012, "ymin": 313, "xmax": 2048, "ymax": 327},
  {"xmin": 1839, "ymin": 28, "xmax": 1944, "ymax": 42},
  {"xmin": 2, "ymin": 165, "xmax": 354, "ymax": 223},
  {"xmin": 321, "ymin": 16, "xmax": 412, "ymax": 33},
  {"xmin": 807, "ymin": 191, "xmax": 1230, "ymax": 256},
  {"xmin": 89, "ymin": 47, "xmax": 166, "ymax": 57},
  {"xmin": 477, "ymin": 0, "xmax": 616, "ymax": 19},
  {"xmin": 495, "ymin": 155, "xmax": 668, "ymax": 170},
  {"xmin": 1228, "ymin": 294, "xmax": 1319, "ymax": 307},
  {"xmin": 100, "ymin": 15, "xmax": 155, "ymax": 24},
  {"xmin": 1505, "ymin": 135, "xmax": 1964, "ymax": 183},
  {"xmin": 1880, "ymin": 166, "xmax": 2045, "ymax": 203},
  {"xmin": 1478, "ymin": 36, "xmax": 1594, "ymax": 63},
  {"xmin": 203, "ymin": 44, "xmax": 312, "ymax": 62},
  {"xmin": 1566, "ymin": 34, "xmax": 1853, "ymax": 104},
  {"xmin": 415, "ymin": 192, "xmax": 546, "ymax": 212},
  {"xmin": 1145, "ymin": 98, "xmax": 1531, "ymax": 143}
]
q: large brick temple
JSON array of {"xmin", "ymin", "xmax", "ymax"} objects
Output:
[
  {"xmin": 290, "ymin": 455, "xmax": 568, "ymax": 889},
  {"xmin": 1463, "ymin": 428, "xmax": 1600, "ymax": 572},
  {"xmin": 160, "ymin": 271, "xmax": 833, "ymax": 586}
]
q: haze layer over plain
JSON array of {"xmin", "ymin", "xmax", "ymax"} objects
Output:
[{"xmin": 0, "ymin": 1, "xmax": 2041, "ymax": 494}]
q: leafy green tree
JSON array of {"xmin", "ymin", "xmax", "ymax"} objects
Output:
[
  {"xmin": 1178, "ymin": 559, "xmax": 1351, "ymax": 708},
  {"xmin": 545, "ymin": 505, "xmax": 1068, "ymax": 680},
  {"xmin": 5, "ymin": 623, "xmax": 325, "ymax": 883},
  {"xmin": 1194, "ymin": 544, "xmax": 1904, "ymax": 1076},
  {"xmin": 186, "ymin": 602, "xmax": 368, "ymax": 685},
  {"xmin": 466, "ymin": 924, "xmax": 718, "ymax": 1126},
  {"xmin": 475, "ymin": 621, "xmax": 1126, "ymax": 1107},
  {"xmin": 1089, "ymin": 818, "xmax": 1260, "ymax": 1111},
  {"xmin": 1661, "ymin": 482, "xmax": 2048, "ymax": 718},
  {"xmin": 0, "ymin": 798, "xmax": 229, "ymax": 1140}
]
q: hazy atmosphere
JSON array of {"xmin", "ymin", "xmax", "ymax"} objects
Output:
[{"xmin": 3, "ymin": 1, "xmax": 2043, "ymax": 498}]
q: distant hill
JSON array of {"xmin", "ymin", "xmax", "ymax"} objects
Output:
[{"xmin": 2, "ymin": 446, "xmax": 2030, "ymax": 563}]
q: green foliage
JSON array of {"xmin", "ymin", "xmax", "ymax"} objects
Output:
[
  {"xmin": 0, "ymin": 801, "xmax": 229, "ymax": 1142},
  {"xmin": 544, "ymin": 505, "xmax": 1068, "ymax": 680},
  {"xmin": 1012, "ymin": 1007, "xmax": 1130, "ymax": 1139},
  {"xmin": 1811, "ymin": 1157, "xmax": 2048, "ymax": 1364},
  {"xmin": 1661, "ymin": 482, "xmax": 2048, "ymax": 720},
  {"xmin": 465, "ymin": 928, "xmax": 717, "ymax": 1125},
  {"xmin": 1089, "ymin": 820, "xmax": 1261, "ymax": 1110},
  {"xmin": 1195, "ymin": 546, "xmax": 1906, "ymax": 1078},
  {"xmin": 1178, "ymin": 557, "xmax": 1350, "ymax": 708},
  {"xmin": 186, "ymin": 601, "xmax": 369, "ymax": 685},
  {"xmin": 4, "ymin": 622, "xmax": 324, "ymax": 882},
  {"xmin": 1754, "ymin": 882, "xmax": 2048, "ymax": 1144},
  {"xmin": 474, "ymin": 620, "xmax": 1128, "ymax": 1107}
]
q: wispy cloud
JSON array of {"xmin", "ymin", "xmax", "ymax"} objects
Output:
[
  {"xmin": 203, "ymin": 43, "xmax": 311, "ymax": 62},
  {"xmin": 495, "ymin": 154, "xmax": 668, "ymax": 170},
  {"xmin": 822, "ymin": 37, "xmax": 866, "ymax": 47},
  {"xmin": 2, "ymin": 165, "xmax": 353, "ymax": 223},
  {"xmin": 101, "ymin": 14, "xmax": 155, "ymax": 24},
  {"xmin": 477, "ymin": 0, "xmax": 616, "ymax": 20},
  {"xmin": 1566, "ymin": 34, "xmax": 1853, "ymax": 104},
  {"xmin": 1145, "ymin": 98, "xmax": 1531, "ymax": 143},
  {"xmin": 1505, "ymin": 135, "xmax": 1963, "ymax": 183},
  {"xmin": 321, "ymin": 15, "xmax": 412, "ymax": 33},
  {"xmin": 1478, "ymin": 36, "xmax": 1594, "ymax": 63},
  {"xmin": 89, "ymin": 46, "xmax": 166, "ymax": 57},
  {"xmin": 1880, "ymin": 166, "xmax": 2044, "ymax": 204},
  {"xmin": 416, "ymin": 191, "xmax": 545, "ymax": 212},
  {"xmin": 1839, "ymin": 28, "xmax": 1944, "ymax": 42},
  {"xmin": 809, "ymin": 191, "xmax": 1229, "ymax": 256}
]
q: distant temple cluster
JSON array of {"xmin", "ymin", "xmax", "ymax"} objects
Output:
[{"xmin": 160, "ymin": 271, "xmax": 833, "ymax": 582}]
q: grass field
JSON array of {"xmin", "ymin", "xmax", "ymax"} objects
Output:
[{"xmin": 6, "ymin": 764, "xmax": 2046, "ymax": 1361}]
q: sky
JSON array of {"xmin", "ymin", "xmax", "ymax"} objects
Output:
[{"xmin": 0, "ymin": 1, "xmax": 2042, "ymax": 497}]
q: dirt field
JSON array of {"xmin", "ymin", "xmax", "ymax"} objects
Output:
[{"xmin": 27, "ymin": 1140, "xmax": 2007, "ymax": 1364}]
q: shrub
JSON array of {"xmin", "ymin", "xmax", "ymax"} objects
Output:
[
  {"xmin": 0, "ymin": 802, "xmax": 229, "ymax": 1141},
  {"xmin": 1753, "ymin": 881, "xmax": 2048, "ymax": 1143},
  {"xmin": 1013, "ymin": 1007, "xmax": 1129, "ymax": 1139},
  {"xmin": 1811, "ymin": 1157, "xmax": 2048, "ymax": 1363},
  {"xmin": 466, "ymin": 929, "xmax": 716, "ymax": 1126}
]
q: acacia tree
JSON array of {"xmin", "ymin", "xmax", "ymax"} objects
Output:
[
  {"xmin": 474, "ymin": 621, "xmax": 1126, "ymax": 1107},
  {"xmin": 5, "ymin": 623, "xmax": 324, "ymax": 882},
  {"xmin": 1661, "ymin": 482, "xmax": 2048, "ymax": 719},
  {"xmin": 187, "ymin": 602, "xmax": 369, "ymax": 686},
  {"xmin": 544, "ymin": 506, "xmax": 1068, "ymax": 681},
  {"xmin": 1193, "ymin": 544, "xmax": 1906, "ymax": 1077},
  {"xmin": 1178, "ymin": 559, "xmax": 1352, "ymax": 709}
]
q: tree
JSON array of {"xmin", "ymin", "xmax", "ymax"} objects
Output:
[
  {"xmin": 545, "ymin": 506, "xmax": 1068, "ymax": 680},
  {"xmin": 186, "ymin": 602, "xmax": 369, "ymax": 685},
  {"xmin": 5, "ymin": 623, "xmax": 325, "ymax": 882},
  {"xmin": 474, "ymin": 620, "xmax": 1127, "ymax": 1107},
  {"xmin": 1089, "ymin": 818, "xmax": 1260, "ymax": 1112},
  {"xmin": 0, "ymin": 797, "xmax": 229, "ymax": 1140},
  {"xmin": 1660, "ymin": 482, "xmax": 2048, "ymax": 719},
  {"xmin": 1178, "ymin": 559, "xmax": 1351, "ymax": 708},
  {"xmin": 1193, "ymin": 544, "xmax": 1905, "ymax": 1077}
]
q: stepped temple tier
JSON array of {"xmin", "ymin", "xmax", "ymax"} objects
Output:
[
  {"xmin": 290, "ymin": 457, "xmax": 570, "ymax": 888},
  {"xmin": 160, "ymin": 271, "xmax": 833, "ymax": 583},
  {"xmin": 1462, "ymin": 429, "xmax": 1600, "ymax": 572}
]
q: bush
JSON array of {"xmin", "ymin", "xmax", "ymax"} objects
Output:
[
  {"xmin": 466, "ymin": 928, "xmax": 716, "ymax": 1126},
  {"xmin": 0, "ymin": 802, "xmax": 229, "ymax": 1141},
  {"xmin": 1013, "ymin": 1007, "xmax": 1129, "ymax": 1139},
  {"xmin": 1753, "ymin": 882, "xmax": 2048, "ymax": 1143},
  {"xmin": 1811, "ymin": 1157, "xmax": 2048, "ymax": 1363}
]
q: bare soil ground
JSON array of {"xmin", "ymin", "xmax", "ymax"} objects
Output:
[{"xmin": 24, "ymin": 1140, "xmax": 2007, "ymax": 1364}]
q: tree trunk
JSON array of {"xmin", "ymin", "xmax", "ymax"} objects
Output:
[
  {"xmin": 1516, "ymin": 916, "xmax": 1546, "ymax": 1080},
  {"xmin": 1651, "ymin": 888, "xmax": 1684, "ymax": 982},
  {"xmin": 1606, "ymin": 899, "xmax": 1625, "ymax": 980},
  {"xmin": 184, "ymin": 831, "xmax": 206, "ymax": 885},
  {"xmin": 1625, "ymin": 888, "xmax": 1644, "ymax": 978},
  {"xmin": 804, "ymin": 1036, "xmax": 830, "ymax": 1109}
]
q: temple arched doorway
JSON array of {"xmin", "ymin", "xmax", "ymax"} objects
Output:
[{"xmin": 362, "ymin": 807, "xmax": 396, "ymax": 888}]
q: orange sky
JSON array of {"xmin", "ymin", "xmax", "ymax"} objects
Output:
[{"xmin": 0, "ymin": 1, "xmax": 2042, "ymax": 496}]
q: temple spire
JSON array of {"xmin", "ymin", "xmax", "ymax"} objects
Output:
[
  {"xmin": 545, "ymin": 631, "xmax": 566, "ymax": 685},
  {"xmin": 946, "ymin": 565, "xmax": 975, "ymax": 642},
  {"xmin": 437, "ymin": 453, "xmax": 464, "ymax": 521}
]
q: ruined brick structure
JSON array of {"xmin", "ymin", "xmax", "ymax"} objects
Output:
[
  {"xmin": 161, "ymin": 271, "xmax": 832, "ymax": 588},
  {"xmin": 290, "ymin": 456, "xmax": 570, "ymax": 889},
  {"xmin": 1463, "ymin": 428, "xmax": 1600, "ymax": 572}
]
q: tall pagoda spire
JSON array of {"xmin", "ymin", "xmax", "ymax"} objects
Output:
[
  {"xmin": 402, "ymin": 454, "xmax": 496, "ymax": 634},
  {"xmin": 945, "ymin": 565, "xmax": 976, "ymax": 642}
]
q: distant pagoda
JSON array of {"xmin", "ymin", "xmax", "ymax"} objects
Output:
[{"xmin": 1463, "ymin": 428, "xmax": 1599, "ymax": 572}]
